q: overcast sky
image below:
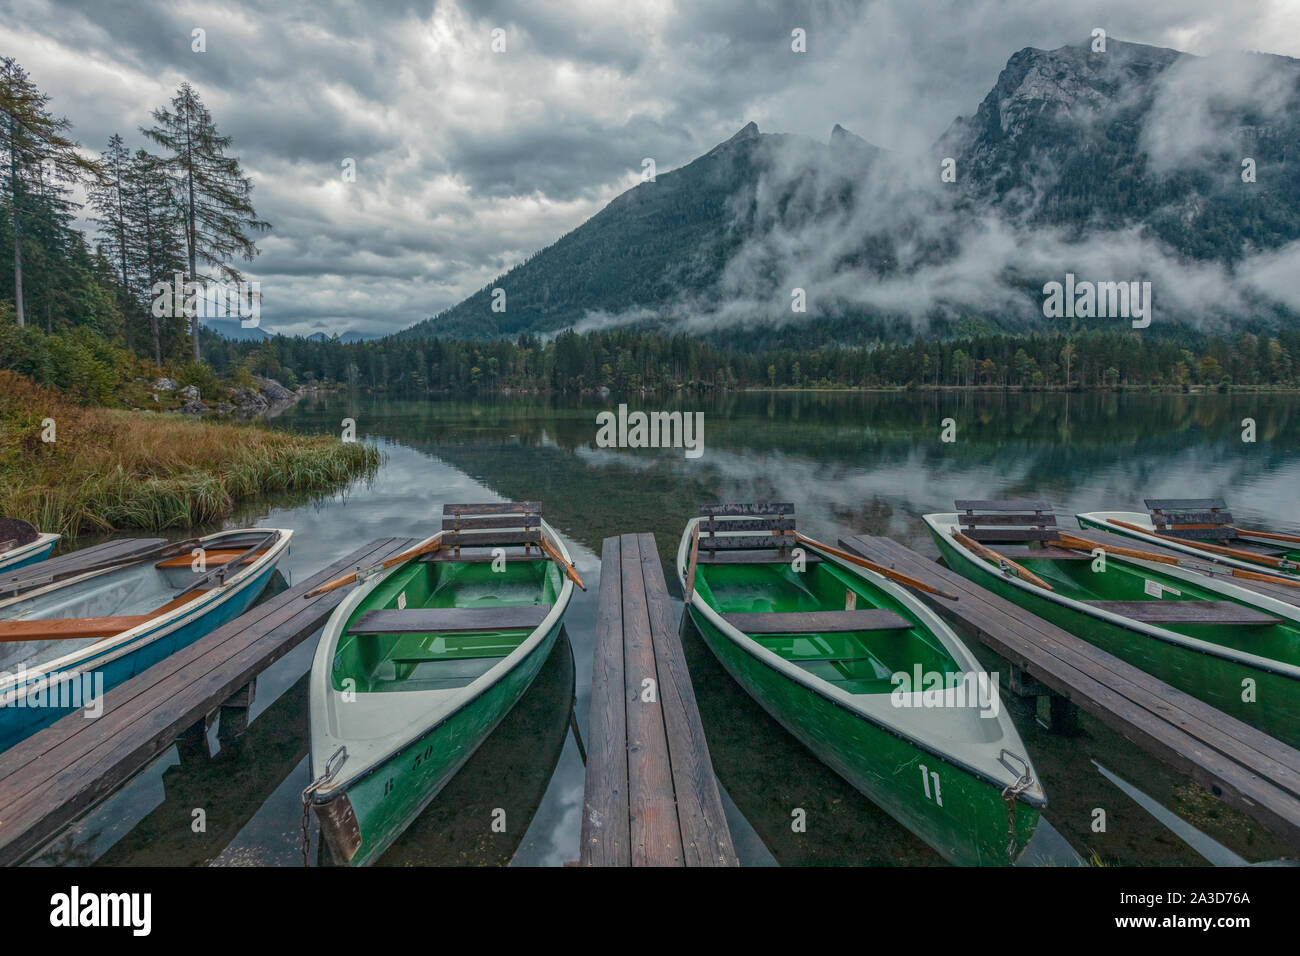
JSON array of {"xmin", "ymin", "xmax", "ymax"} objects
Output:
[{"xmin": 4, "ymin": 0, "xmax": 1299, "ymax": 338}]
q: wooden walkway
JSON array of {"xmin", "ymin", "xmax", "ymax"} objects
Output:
[
  {"xmin": 840, "ymin": 535, "xmax": 1300, "ymax": 851},
  {"xmin": 0, "ymin": 536, "xmax": 418, "ymax": 866},
  {"xmin": 580, "ymin": 532, "xmax": 737, "ymax": 866},
  {"xmin": 0, "ymin": 537, "xmax": 168, "ymax": 596}
]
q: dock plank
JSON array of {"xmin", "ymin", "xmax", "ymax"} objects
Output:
[
  {"xmin": 579, "ymin": 537, "xmax": 631, "ymax": 866},
  {"xmin": 581, "ymin": 532, "xmax": 736, "ymax": 866},
  {"xmin": 638, "ymin": 533, "xmax": 738, "ymax": 867},
  {"xmin": 620, "ymin": 533, "xmax": 682, "ymax": 866}
]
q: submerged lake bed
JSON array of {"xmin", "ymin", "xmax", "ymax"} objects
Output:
[{"xmin": 32, "ymin": 391, "xmax": 1300, "ymax": 867}]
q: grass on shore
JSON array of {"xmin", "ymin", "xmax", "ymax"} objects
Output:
[{"xmin": 0, "ymin": 370, "xmax": 380, "ymax": 537}]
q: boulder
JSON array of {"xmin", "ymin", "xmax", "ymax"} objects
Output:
[
  {"xmin": 153, "ymin": 377, "xmax": 178, "ymax": 392},
  {"xmin": 233, "ymin": 387, "xmax": 270, "ymax": 412},
  {"xmin": 180, "ymin": 399, "xmax": 207, "ymax": 415},
  {"xmin": 252, "ymin": 375, "xmax": 295, "ymax": 402},
  {"xmin": 178, "ymin": 384, "xmax": 201, "ymax": 400}
]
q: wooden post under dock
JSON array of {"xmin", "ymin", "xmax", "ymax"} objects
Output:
[
  {"xmin": 0, "ymin": 536, "xmax": 419, "ymax": 866},
  {"xmin": 839, "ymin": 534, "xmax": 1300, "ymax": 852},
  {"xmin": 580, "ymin": 532, "xmax": 738, "ymax": 866}
]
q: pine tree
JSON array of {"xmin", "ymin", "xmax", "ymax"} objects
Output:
[
  {"xmin": 89, "ymin": 134, "xmax": 135, "ymax": 349},
  {"xmin": 126, "ymin": 149, "xmax": 186, "ymax": 365},
  {"xmin": 0, "ymin": 57, "xmax": 96, "ymax": 328},
  {"xmin": 143, "ymin": 83, "xmax": 268, "ymax": 359}
]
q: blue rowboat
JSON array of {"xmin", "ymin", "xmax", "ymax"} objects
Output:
[
  {"xmin": 0, "ymin": 518, "xmax": 60, "ymax": 574},
  {"xmin": 0, "ymin": 528, "xmax": 292, "ymax": 751}
]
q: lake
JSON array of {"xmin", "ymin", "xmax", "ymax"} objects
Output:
[{"xmin": 31, "ymin": 390, "xmax": 1300, "ymax": 866}]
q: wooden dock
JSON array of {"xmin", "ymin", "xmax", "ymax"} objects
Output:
[
  {"xmin": 580, "ymin": 532, "xmax": 738, "ymax": 866},
  {"xmin": 0, "ymin": 536, "xmax": 418, "ymax": 866},
  {"xmin": 0, "ymin": 537, "xmax": 168, "ymax": 596},
  {"xmin": 839, "ymin": 535, "xmax": 1300, "ymax": 850}
]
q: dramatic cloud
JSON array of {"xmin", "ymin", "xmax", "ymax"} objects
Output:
[{"xmin": 3, "ymin": 0, "xmax": 1299, "ymax": 337}]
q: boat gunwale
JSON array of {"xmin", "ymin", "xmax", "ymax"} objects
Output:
[
  {"xmin": 310, "ymin": 519, "xmax": 575, "ymax": 794},
  {"xmin": 0, "ymin": 532, "xmax": 61, "ymax": 571},
  {"xmin": 676, "ymin": 517, "xmax": 1046, "ymax": 807},
  {"xmin": 0, "ymin": 528, "xmax": 293, "ymax": 699},
  {"xmin": 927, "ymin": 513, "xmax": 1300, "ymax": 681}
]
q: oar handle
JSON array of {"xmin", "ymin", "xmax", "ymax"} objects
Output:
[
  {"xmin": 795, "ymin": 533, "xmax": 960, "ymax": 600},
  {"xmin": 951, "ymin": 530, "xmax": 1054, "ymax": 591},
  {"xmin": 303, "ymin": 538, "xmax": 442, "ymax": 599}
]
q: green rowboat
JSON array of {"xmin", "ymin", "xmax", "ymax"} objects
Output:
[
  {"xmin": 677, "ymin": 505, "xmax": 1045, "ymax": 866},
  {"xmin": 926, "ymin": 506, "xmax": 1300, "ymax": 747},
  {"xmin": 308, "ymin": 503, "xmax": 574, "ymax": 866}
]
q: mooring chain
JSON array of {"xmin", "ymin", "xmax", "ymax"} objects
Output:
[
  {"xmin": 299, "ymin": 746, "xmax": 348, "ymax": 867},
  {"xmin": 1001, "ymin": 771, "xmax": 1035, "ymax": 863}
]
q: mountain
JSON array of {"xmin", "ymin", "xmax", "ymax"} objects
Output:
[
  {"xmin": 401, "ymin": 38, "xmax": 1300, "ymax": 346},
  {"xmin": 202, "ymin": 318, "xmax": 271, "ymax": 342}
]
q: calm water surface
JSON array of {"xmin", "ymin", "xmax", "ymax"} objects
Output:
[{"xmin": 32, "ymin": 391, "xmax": 1300, "ymax": 866}]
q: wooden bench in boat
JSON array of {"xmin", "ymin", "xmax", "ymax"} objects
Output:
[
  {"xmin": 438, "ymin": 502, "xmax": 543, "ymax": 553},
  {"xmin": 1146, "ymin": 497, "xmax": 1235, "ymax": 542},
  {"xmin": 955, "ymin": 499, "xmax": 1059, "ymax": 543},
  {"xmin": 721, "ymin": 609, "xmax": 912, "ymax": 634},
  {"xmin": 420, "ymin": 546, "xmax": 545, "ymax": 564},
  {"xmin": 997, "ymin": 546, "xmax": 1091, "ymax": 561},
  {"xmin": 697, "ymin": 503, "xmax": 797, "ymax": 554},
  {"xmin": 1082, "ymin": 600, "xmax": 1283, "ymax": 627},
  {"xmin": 696, "ymin": 547, "xmax": 822, "ymax": 565},
  {"xmin": 347, "ymin": 604, "xmax": 552, "ymax": 635}
]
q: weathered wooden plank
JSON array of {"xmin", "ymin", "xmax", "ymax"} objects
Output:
[
  {"xmin": 698, "ymin": 534, "xmax": 795, "ymax": 550},
  {"xmin": 349, "ymin": 605, "xmax": 551, "ymax": 634},
  {"xmin": 1151, "ymin": 511, "xmax": 1235, "ymax": 525},
  {"xmin": 696, "ymin": 548, "xmax": 822, "ymax": 565},
  {"xmin": 958, "ymin": 513, "xmax": 1058, "ymax": 526},
  {"xmin": 997, "ymin": 546, "xmax": 1091, "ymax": 561},
  {"xmin": 620, "ymin": 533, "xmax": 682, "ymax": 867},
  {"xmin": 442, "ymin": 502, "xmax": 540, "ymax": 515},
  {"xmin": 580, "ymin": 537, "xmax": 631, "ymax": 866},
  {"xmin": 962, "ymin": 528, "xmax": 1058, "ymax": 542},
  {"xmin": 955, "ymin": 499, "xmax": 1052, "ymax": 513},
  {"xmin": 0, "ymin": 537, "xmax": 417, "ymax": 865},
  {"xmin": 1146, "ymin": 498, "xmax": 1228, "ymax": 512},
  {"xmin": 840, "ymin": 535, "xmax": 1300, "ymax": 842},
  {"xmin": 0, "ymin": 537, "xmax": 169, "ymax": 592},
  {"xmin": 441, "ymin": 529, "xmax": 541, "ymax": 548},
  {"xmin": 638, "ymin": 533, "xmax": 737, "ymax": 867},
  {"xmin": 699, "ymin": 503, "xmax": 794, "ymax": 516},
  {"xmin": 1082, "ymin": 600, "xmax": 1281, "ymax": 626},
  {"xmin": 721, "ymin": 609, "xmax": 912, "ymax": 634},
  {"xmin": 700, "ymin": 517, "xmax": 796, "ymax": 533},
  {"xmin": 440, "ymin": 514, "xmax": 539, "ymax": 531},
  {"xmin": 421, "ymin": 547, "xmax": 540, "ymax": 564}
]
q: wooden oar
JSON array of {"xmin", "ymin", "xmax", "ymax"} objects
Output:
[
  {"xmin": 1230, "ymin": 566, "xmax": 1300, "ymax": 589},
  {"xmin": 0, "ymin": 614, "xmax": 152, "ymax": 643},
  {"xmin": 1109, "ymin": 519, "xmax": 1295, "ymax": 570},
  {"xmin": 1235, "ymin": 528, "xmax": 1300, "ymax": 546},
  {"xmin": 303, "ymin": 537, "xmax": 443, "ymax": 599},
  {"xmin": 1053, "ymin": 533, "xmax": 1179, "ymax": 565},
  {"xmin": 794, "ymin": 532, "xmax": 960, "ymax": 600},
  {"xmin": 539, "ymin": 536, "xmax": 587, "ymax": 591},
  {"xmin": 951, "ymin": 530, "xmax": 1054, "ymax": 591},
  {"xmin": 684, "ymin": 524, "xmax": 701, "ymax": 602}
]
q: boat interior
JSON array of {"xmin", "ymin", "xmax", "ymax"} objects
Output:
[
  {"xmin": 0, "ymin": 531, "xmax": 275, "ymax": 673},
  {"xmin": 333, "ymin": 504, "xmax": 563, "ymax": 694},
  {"xmin": 1143, "ymin": 498, "xmax": 1300, "ymax": 562},
  {"xmin": 692, "ymin": 505, "xmax": 960, "ymax": 695},
  {"xmin": 953, "ymin": 501, "xmax": 1300, "ymax": 664}
]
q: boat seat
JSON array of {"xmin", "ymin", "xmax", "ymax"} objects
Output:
[
  {"xmin": 697, "ymin": 548, "xmax": 822, "ymax": 565},
  {"xmin": 420, "ymin": 547, "xmax": 544, "ymax": 564},
  {"xmin": 1082, "ymin": 600, "xmax": 1283, "ymax": 627},
  {"xmin": 998, "ymin": 546, "xmax": 1091, "ymax": 561},
  {"xmin": 348, "ymin": 604, "xmax": 551, "ymax": 635},
  {"xmin": 155, "ymin": 549, "xmax": 265, "ymax": 569},
  {"xmin": 722, "ymin": 609, "xmax": 912, "ymax": 634}
]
